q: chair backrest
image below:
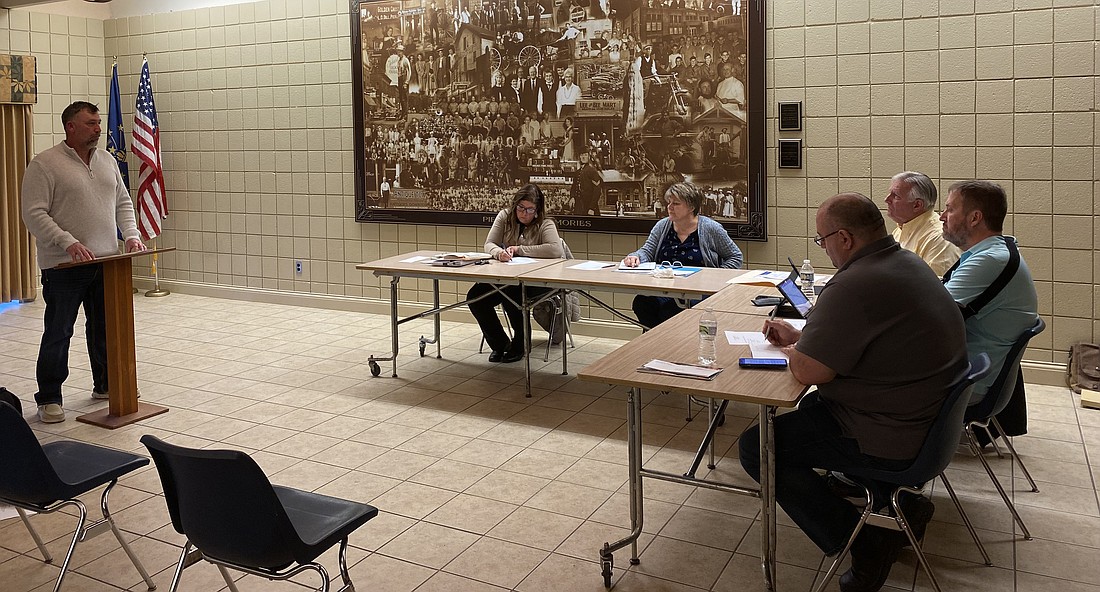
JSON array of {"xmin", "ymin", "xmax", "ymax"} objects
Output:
[
  {"xmin": 0, "ymin": 387, "xmax": 21, "ymax": 414},
  {"xmin": 854, "ymin": 353, "xmax": 991, "ymax": 487},
  {"xmin": 0, "ymin": 401, "xmax": 67, "ymax": 506},
  {"xmin": 140, "ymin": 435, "xmax": 303, "ymax": 570},
  {"xmin": 966, "ymin": 317, "xmax": 1045, "ymax": 422},
  {"xmin": 561, "ymin": 238, "xmax": 574, "ymax": 260}
]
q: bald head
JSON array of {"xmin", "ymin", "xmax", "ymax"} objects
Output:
[
  {"xmin": 820, "ymin": 193, "xmax": 887, "ymax": 242},
  {"xmin": 816, "ymin": 193, "xmax": 888, "ymax": 268}
]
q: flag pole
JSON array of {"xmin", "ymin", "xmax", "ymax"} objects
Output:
[{"xmin": 145, "ymin": 238, "xmax": 170, "ymax": 297}]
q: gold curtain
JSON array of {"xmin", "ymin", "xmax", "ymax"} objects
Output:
[{"xmin": 0, "ymin": 103, "xmax": 36, "ymax": 303}]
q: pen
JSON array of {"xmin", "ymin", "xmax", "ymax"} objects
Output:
[{"xmin": 763, "ymin": 304, "xmax": 778, "ymax": 342}]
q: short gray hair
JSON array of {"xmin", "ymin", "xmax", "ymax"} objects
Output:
[{"xmin": 891, "ymin": 171, "xmax": 937, "ymax": 210}]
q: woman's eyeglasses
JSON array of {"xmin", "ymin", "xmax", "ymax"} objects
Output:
[{"xmin": 515, "ymin": 205, "xmax": 537, "ymax": 215}]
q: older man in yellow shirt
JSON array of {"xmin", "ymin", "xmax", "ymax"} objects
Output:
[{"xmin": 885, "ymin": 171, "xmax": 961, "ymax": 277}]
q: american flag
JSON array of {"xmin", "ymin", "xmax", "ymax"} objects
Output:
[{"xmin": 132, "ymin": 58, "xmax": 167, "ymax": 241}]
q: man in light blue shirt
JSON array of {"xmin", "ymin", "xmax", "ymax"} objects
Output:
[{"xmin": 940, "ymin": 180, "xmax": 1039, "ymax": 404}]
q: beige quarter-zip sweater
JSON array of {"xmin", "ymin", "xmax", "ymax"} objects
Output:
[{"xmin": 21, "ymin": 142, "xmax": 140, "ymax": 270}]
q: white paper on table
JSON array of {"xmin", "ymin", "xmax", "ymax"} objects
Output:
[
  {"xmin": 618, "ymin": 261, "xmax": 656, "ymax": 272},
  {"xmin": 401, "ymin": 255, "xmax": 431, "ymax": 263},
  {"xmin": 726, "ymin": 331, "xmax": 768, "ymax": 345},
  {"xmin": 640, "ymin": 359, "xmax": 723, "ymax": 379},
  {"xmin": 726, "ymin": 269, "xmax": 790, "ymax": 285},
  {"xmin": 569, "ymin": 261, "xmax": 616, "ymax": 270},
  {"xmin": 749, "ymin": 342, "xmax": 789, "ymax": 360},
  {"xmin": 787, "ymin": 319, "xmax": 807, "ymax": 330},
  {"xmin": 505, "ymin": 256, "xmax": 538, "ymax": 265}
]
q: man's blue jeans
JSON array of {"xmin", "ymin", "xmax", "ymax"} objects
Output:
[
  {"xmin": 738, "ymin": 392, "xmax": 910, "ymax": 554},
  {"xmin": 34, "ymin": 264, "xmax": 107, "ymax": 406}
]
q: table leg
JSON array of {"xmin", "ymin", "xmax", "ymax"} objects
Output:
[
  {"xmin": 522, "ymin": 283, "xmax": 532, "ymax": 398},
  {"xmin": 368, "ymin": 277, "xmax": 401, "ymax": 378},
  {"xmin": 560, "ymin": 291, "xmax": 569, "ymax": 375},
  {"xmin": 417, "ymin": 279, "xmax": 443, "ymax": 358},
  {"xmin": 599, "ymin": 386, "xmax": 644, "ymax": 588},
  {"xmin": 760, "ymin": 404, "xmax": 777, "ymax": 591},
  {"xmin": 433, "ymin": 280, "xmax": 441, "ymax": 357}
]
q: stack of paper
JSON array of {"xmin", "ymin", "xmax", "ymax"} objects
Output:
[
  {"xmin": 638, "ymin": 359, "xmax": 723, "ymax": 380},
  {"xmin": 726, "ymin": 269, "xmax": 791, "ymax": 286},
  {"xmin": 436, "ymin": 252, "xmax": 492, "ymax": 261}
]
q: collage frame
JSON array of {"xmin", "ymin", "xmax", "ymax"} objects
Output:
[{"xmin": 351, "ymin": 0, "xmax": 766, "ymax": 239}]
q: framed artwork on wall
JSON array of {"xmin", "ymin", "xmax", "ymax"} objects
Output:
[{"xmin": 351, "ymin": 0, "xmax": 766, "ymax": 239}]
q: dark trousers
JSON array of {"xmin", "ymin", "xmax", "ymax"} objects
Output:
[
  {"xmin": 738, "ymin": 393, "xmax": 911, "ymax": 554},
  {"xmin": 976, "ymin": 370, "xmax": 1028, "ymax": 446},
  {"xmin": 632, "ymin": 295, "xmax": 702, "ymax": 330},
  {"xmin": 467, "ymin": 283, "xmax": 549, "ymax": 353},
  {"xmin": 35, "ymin": 265, "xmax": 108, "ymax": 406}
]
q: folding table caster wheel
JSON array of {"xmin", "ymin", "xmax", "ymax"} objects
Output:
[
  {"xmin": 369, "ymin": 360, "xmax": 381, "ymax": 377},
  {"xmin": 419, "ymin": 340, "xmax": 426, "ymax": 357},
  {"xmin": 601, "ymin": 556, "xmax": 613, "ymax": 588}
]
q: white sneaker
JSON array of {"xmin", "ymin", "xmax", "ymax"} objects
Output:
[
  {"xmin": 37, "ymin": 404, "xmax": 65, "ymax": 423},
  {"xmin": 92, "ymin": 388, "xmax": 141, "ymax": 400}
]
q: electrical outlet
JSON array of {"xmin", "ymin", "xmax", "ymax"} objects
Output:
[{"xmin": 295, "ymin": 260, "xmax": 303, "ymax": 274}]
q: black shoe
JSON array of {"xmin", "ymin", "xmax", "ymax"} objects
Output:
[
  {"xmin": 897, "ymin": 495, "xmax": 936, "ymax": 548},
  {"xmin": 840, "ymin": 526, "xmax": 903, "ymax": 592},
  {"xmin": 501, "ymin": 348, "xmax": 524, "ymax": 363},
  {"xmin": 488, "ymin": 351, "xmax": 504, "ymax": 362}
]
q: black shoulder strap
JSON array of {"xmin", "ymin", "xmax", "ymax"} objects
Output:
[{"xmin": 943, "ymin": 236, "xmax": 1020, "ymax": 319}]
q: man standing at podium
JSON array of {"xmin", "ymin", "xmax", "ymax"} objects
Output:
[{"xmin": 21, "ymin": 101, "xmax": 147, "ymax": 424}]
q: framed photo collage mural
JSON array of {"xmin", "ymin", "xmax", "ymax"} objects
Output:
[{"xmin": 351, "ymin": 0, "xmax": 765, "ymax": 239}]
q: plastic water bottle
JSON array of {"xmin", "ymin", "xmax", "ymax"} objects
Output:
[
  {"xmin": 698, "ymin": 307, "xmax": 718, "ymax": 367},
  {"xmin": 800, "ymin": 259, "xmax": 815, "ymax": 300}
]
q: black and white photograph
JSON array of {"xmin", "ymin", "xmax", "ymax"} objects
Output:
[{"xmin": 352, "ymin": 0, "xmax": 765, "ymax": 238}]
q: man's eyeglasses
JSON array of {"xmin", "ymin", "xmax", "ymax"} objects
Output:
[
  {"xmin": 515, "ymin": 205, "xmax": 537, "ymax": 215},
  {"xmin": 813, "ymin": 229, "xmax": 842, "ymax": 247}
]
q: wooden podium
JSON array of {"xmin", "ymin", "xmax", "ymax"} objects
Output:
[{"xmin": 59, "ymin": 248, "xmax": 174, "ymax": 428}]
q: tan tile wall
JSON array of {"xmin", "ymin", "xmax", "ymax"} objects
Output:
[
  {"xmin": 762, "ymin": 0, "xmax": 1098, "ymax": 364},
  {"xmin": 1, "ymin": 0, "xmax": 1095, "ymax": 360}
]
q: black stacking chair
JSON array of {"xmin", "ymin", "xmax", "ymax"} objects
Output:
[
  {"xmin": 961, "ymin": 317, "xmax": 1045, "ymax": 540},
  {"xmin": 0, "ymin": 401, "xmax": 156, "ymax": 592},
  {"xmin": 812, "ymin": 354, "xmax": 991, "ymax": 592},
  {"xmin": 140, "ymin": 435, "xmax": 378, "ymax": 592}
]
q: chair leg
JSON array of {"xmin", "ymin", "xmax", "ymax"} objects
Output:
[
  {"xmin": 990, "ymin": 417, "xmax": 1039, "ymax": 493},
  {"xmin": 893, "ymin": 490, "xmax": 942, "ymax": 592},
  {"xmin": 17, "ymin": 508, "xmax": 52, "ymax": 563},
  {"xmin": 311, "ymin": 563, "xmax": 332, "ymax": 592},
  {"xmin": 983, "ymin": 424, "xmax": 1006, "ymax": 459},
  {"xmin": 52, "ymin": 500, "xmax": 88, "ymax": 592},
  {"xmin": 335, "ymin": 538, "xmax": 356, "ymax": 592},
  {"xmin": 101, "ymin": 482, "xmax": 157, "ymax": 590},
  {"xmin": 217, "ymin": 564, "xmax": 241, "ymax": 592},
  {"xmin": 939, "ymin": 472, "xmax": 991, "ymax": 566},
  {"xmin": 168, "ymin": 542, "xmax": 189, "ymax": 592},
  {"xmin": 812, "ymin": 489, "xmax": 875, "ymax": 592},
  {"xmin": 966, "ymin": 426, "xmax": 1032, "ymax": 539}
]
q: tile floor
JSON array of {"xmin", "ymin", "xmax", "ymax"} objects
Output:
[{"xmin": 0, "ymin": 293, "xmax": 1098, "ymax": 592}]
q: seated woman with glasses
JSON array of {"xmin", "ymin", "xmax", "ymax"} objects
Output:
[
  {"xmin": 621, "ymin": 181, "xmax": 744, "ymax": 329},
  {"xmin": 468, "ymin": 184, "xmax": 563, "ymax": 363}
]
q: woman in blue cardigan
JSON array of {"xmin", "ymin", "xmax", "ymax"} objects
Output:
[{"xmin": 621, "ymin": 182, "xmax": 743, "ymax": 328}]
